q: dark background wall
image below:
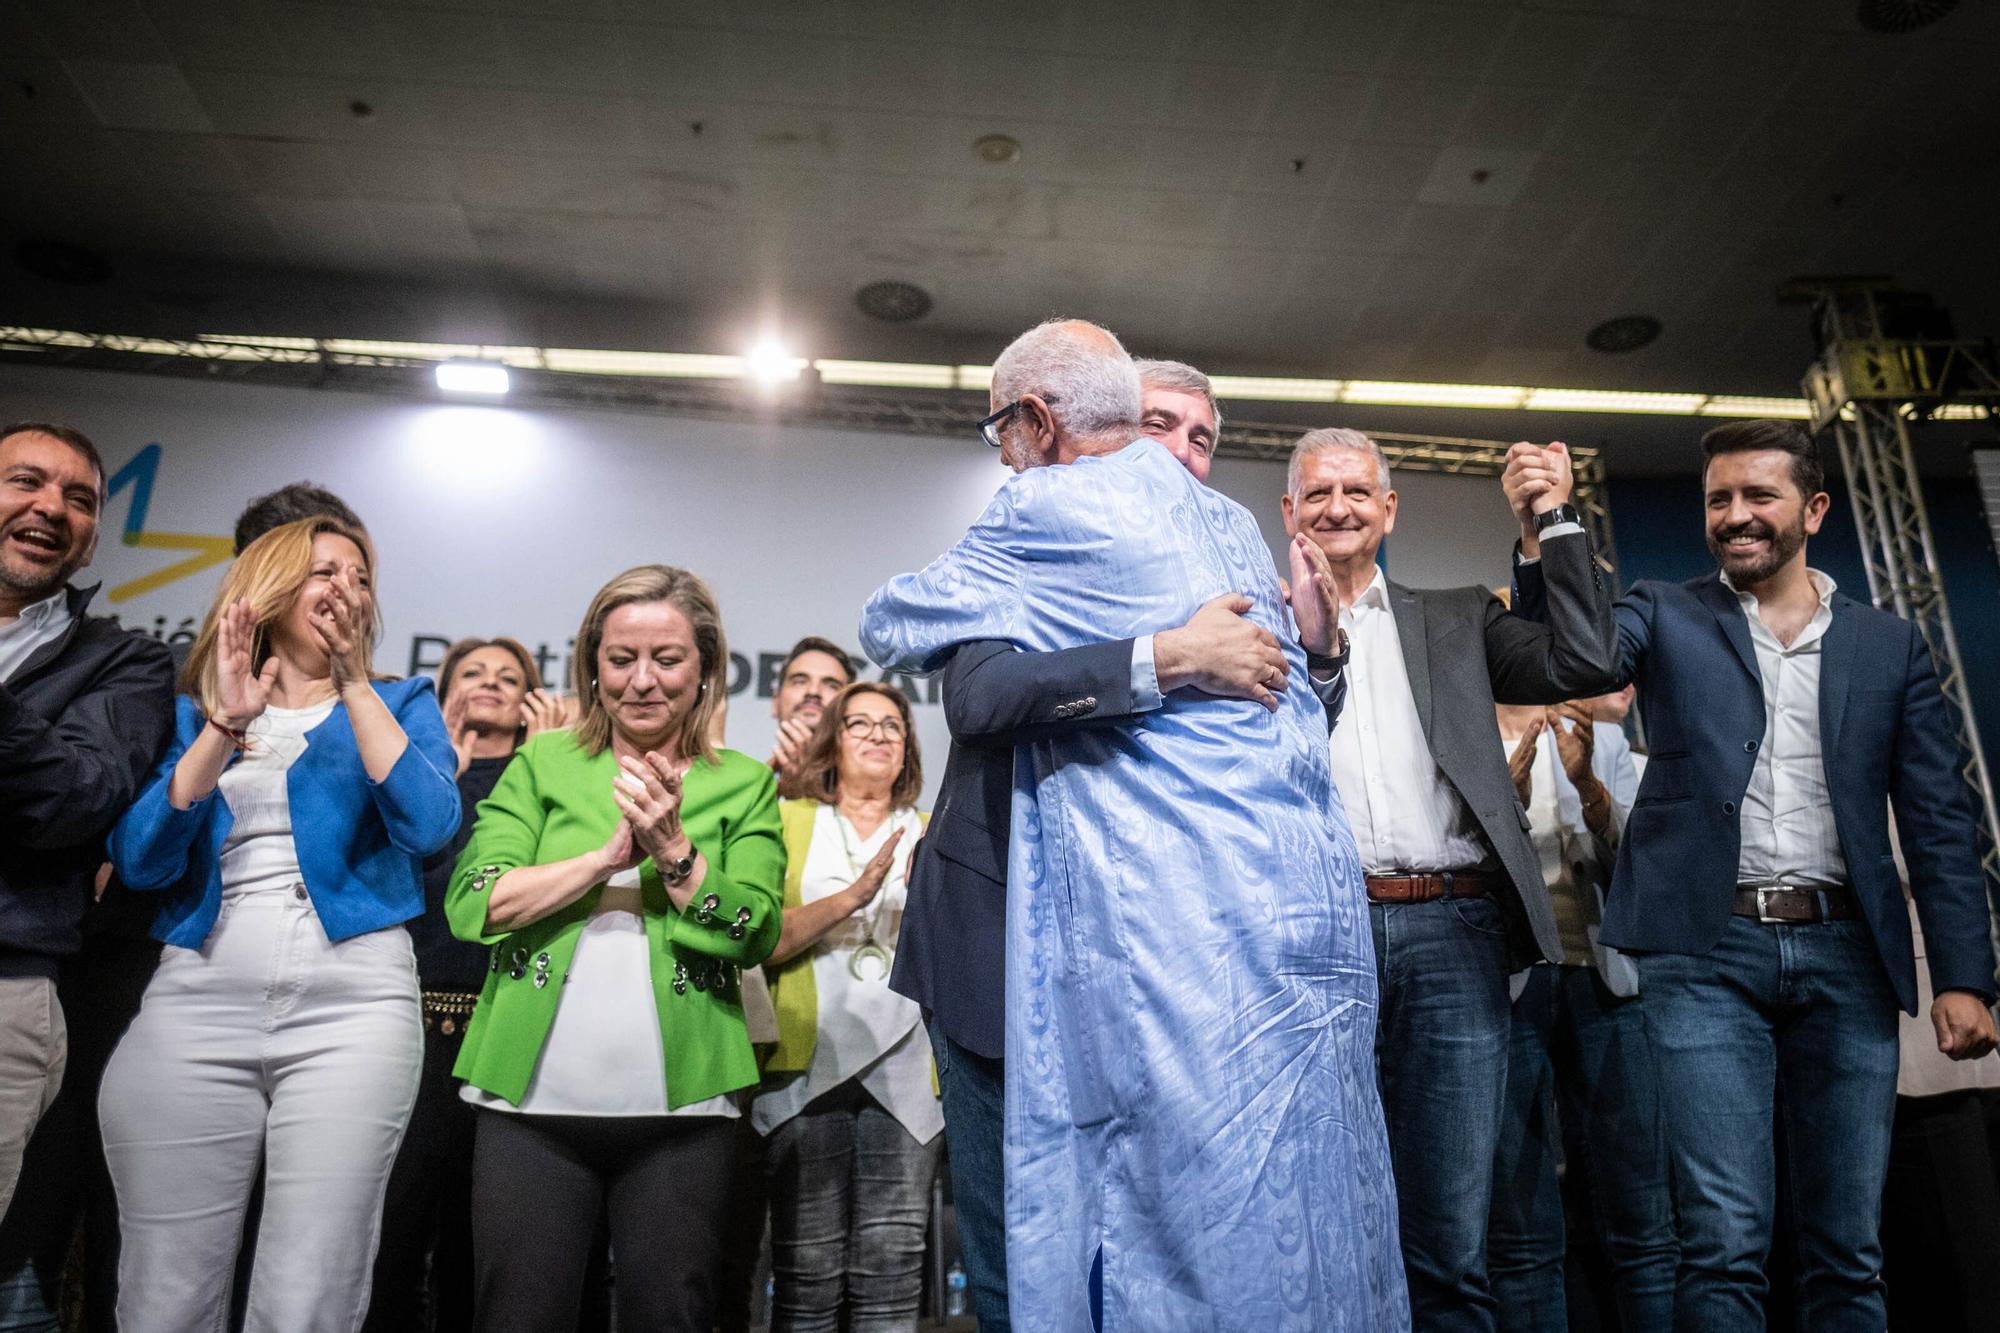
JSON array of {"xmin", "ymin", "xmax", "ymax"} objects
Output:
[{"xmin": 1607, "ymin": 462, "xmax": 2000, "ymax": 772}]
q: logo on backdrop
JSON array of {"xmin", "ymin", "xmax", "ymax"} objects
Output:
[{"xmin": 103, "ymin": 443, "xmax": 233, "ymax": 603}]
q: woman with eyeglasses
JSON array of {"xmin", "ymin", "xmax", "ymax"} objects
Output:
[
  {"xmin": 754, "ymin": 682, "xmax": 940, "ymax": 1333},
  {"xmin": 444, "ymin": 565, "xmax": 782, "ymax": 1331}
]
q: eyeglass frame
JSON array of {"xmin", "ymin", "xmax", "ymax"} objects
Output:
[
  {"xmin": 977, "ymin": 394, "xmax": 1060, "ymax": 449},
  {"xmin": 840, "ymin": 714, "xmax": 907, "ymax": 740}
]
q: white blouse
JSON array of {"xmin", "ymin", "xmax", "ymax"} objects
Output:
[
  {"xmin": 463, "ymin": 869, "xmax": 738, "ymax": 1118},
  {"xmin": 752, "ymin": 804, "xmax": 942, "ymax": 1142},
  {"xmin": 217, "ymin": 698, "xmax": 336, "ymax": 899}
]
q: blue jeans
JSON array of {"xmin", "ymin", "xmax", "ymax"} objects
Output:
[
  {"xmin": 1488, "ymin": 964, "xmax": 1676, "ymax": 1333},
  {"xmin": 1372, "ymin": 895, "xmax": 1512, "ymax": 1332},
  {"xmin": 764, "ymin": 1081, "xmax": 941, "ymax": 1333},
  {"xmin": 930, "ymin": 1024, "xmax": 1009, "ymax": 1333},
  {"xmin": 1640, "ymin": 916, "xmax": 1901, "ymax": 1331}
]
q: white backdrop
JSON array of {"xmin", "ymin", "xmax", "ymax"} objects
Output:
[{"xmin": 1, "ymin": 363, "xmax": 1521, "ymax": 801}]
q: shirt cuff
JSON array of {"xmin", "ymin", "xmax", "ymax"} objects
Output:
[
  {"xmin": 1515, "ymin": 522, "xmax": 1583, "ymax": 565},
  {"xmin": 1131, "ymin": 634, "xmax": 1163, "ymax": 713}
]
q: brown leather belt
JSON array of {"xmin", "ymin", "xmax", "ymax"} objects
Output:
[
  {"xmin": 1365, "ymin": 870, "xmax": 1498, "ymax": 904},
  {"xmin": 1731, "ymin": 885, "xmax": 1858, "ymax": 924}
]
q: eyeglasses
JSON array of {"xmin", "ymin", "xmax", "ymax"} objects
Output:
[
  {"xmin": 977, "ymin": 395, "xmax": 1059, "ymax": 449},
  {"xmin": 842, "ymin": 715, "xmax": 906, "ymax": 740}
]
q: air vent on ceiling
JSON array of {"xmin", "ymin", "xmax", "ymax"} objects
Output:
[
  {"xmin": 1585, "ymin": 315, "xmax": 1662, "ymax": 354},
  {"xmin": 855, "ymin": 280, "xmax": 933, "ymax": 323},
  {"xmin": 14, "ymin": 239, "xmax": 110, "ymax": 286},
  {"xmin": 1858, "ymin": 0, "xmax": 1957, "ymax": 33}
]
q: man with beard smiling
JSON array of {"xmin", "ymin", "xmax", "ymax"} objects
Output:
[
  {"xmin": 0, "ymin": 422, "xmax": 173, "ymax": 1213},
  {"xmin": 1516, "ymin": 418, "xmax": 1997, "ymax": 1328}
]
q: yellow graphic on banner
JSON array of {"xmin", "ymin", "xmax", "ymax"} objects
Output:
[
  {"xmin": 101, "ymin": 442, "xmax": 233, "ymax": 603},
  {"xmin": 112, "ymin": 531, "xmax": 235, "ymax": 602}
]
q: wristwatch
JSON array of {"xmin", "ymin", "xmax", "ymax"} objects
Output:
[
  {"xmin": 1533, "ymin": 503, "xmax": 1582, "ymax": 532},
  {"xmin": 1307, "ymin": 628, "xmax": 1351, "ymax": 680},
  {"xmin": 659, "ymin": 848, "xmax": 695, "ymax": 884}
]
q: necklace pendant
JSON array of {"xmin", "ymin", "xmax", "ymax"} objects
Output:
[{"xmin": 848, "ymin": 940, "xmax": 892, "ymax": 982}]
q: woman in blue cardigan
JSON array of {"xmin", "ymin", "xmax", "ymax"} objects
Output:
[{"xmin": 101, "ymin": 518, "xmax": 459, "ymax": 1333}]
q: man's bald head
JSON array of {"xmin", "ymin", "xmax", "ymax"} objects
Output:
[{"xmin": 987, "ymin": 318, "xmax": 1143, "ymax": 471}]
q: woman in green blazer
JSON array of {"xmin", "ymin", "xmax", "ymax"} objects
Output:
[{"xmin": 444, "ymin": 565, "xmax": 782, "ymax": 1333}]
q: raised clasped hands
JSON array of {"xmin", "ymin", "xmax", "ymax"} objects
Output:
[
  {"xmin": 308, "ymin": 569, "xmax": 372, "ymax": 690},
  {"xmin": 1501, "ymin": 441, "xmax": 1575, "ymax": 526},
  {"xmin": 212, "ymin": 598, "xmax": 278, "ymax": 730}
]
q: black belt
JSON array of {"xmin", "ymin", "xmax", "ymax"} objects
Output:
[{"xmin": 1731, "ymin": 885, "xmax": 1858, "ymax": 924}]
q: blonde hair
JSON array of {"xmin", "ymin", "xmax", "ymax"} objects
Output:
[
  {"xmin": 571, "ymin": 565, "xmax": 727, "ymax": 763},
  {"xmin": 182, "ymin": 517, "xmax": 379, "ymax": 718}
]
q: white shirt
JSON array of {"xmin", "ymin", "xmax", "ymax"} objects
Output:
[
  {"xmin": 1329, "ymin": 567, "xmax": 1490, "ymax": 874},
  {"xmin": 1727, "ymin": 568, "xmax": 1848, "ymax": 888},
  {"xmin": 464, "ymin": 868, "xmax": 739, "ymax": 1118},
  {"xmin": 751, "ymin": 804, "xmax": 941, "ymax": 1142},
  {"xmin": 218, "ymin": 698, "xmax": 336, "ymax": 898},
  {"xmin": 0, "ymin": 588, "xmax": 72, "ymax": 683}
]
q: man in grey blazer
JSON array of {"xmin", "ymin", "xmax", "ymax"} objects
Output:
[{"xmin": 1281, "ymin": 428, "xmax": 1616, "ymax": 1331}]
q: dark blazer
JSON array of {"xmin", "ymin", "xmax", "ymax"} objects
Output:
[
  {"xmin": 1380, "ymin": 529, "xmax": 1620, "ymax": 965},
  {"xmin": 892, "ymin": 637, "xmax": 1141, "ymax": 1059},
  {"xmin": 0, "ymin": 583, "xmax": 174, "ymax": 974},
  {"xmin": 893, "ymin": 637, "xmax": 1353, "ymax": 1060},
  {"xmin": 1520, "ymin": 565, "xmax": 1995, "ymax": 1015}
]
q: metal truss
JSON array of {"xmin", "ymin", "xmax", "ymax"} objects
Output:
[
  {"xmin": 1798, "ymin": 282, "xmax": 2000, "ymax": 905},
  {"xmin": 0, "ymin": 324, "xmax": 1616, "ymax": 575}
]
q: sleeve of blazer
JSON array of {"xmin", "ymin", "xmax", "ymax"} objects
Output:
[
  {"xmin": 1510, "ymin": 549, "xmax": 1653, "ymax": 694},
  {"xmin": 1483, "ymin": 532, "xmax": 1620, "ymax": 705},
  {"xmin": 940, "ymin": 638, "xmax": 1145, "ymax": 750},
  {"xmin": 363, "ymin": 678, "xmax": 462, "ymax": 858},
  {"xmin": 445, "ymin": 740, "xmax": 545, "ymax": 947},
  {"xmin": 1889, "ymin": 627, "xmax": 1998, "ymax": 1000},
  {"xmin": 661, "ymin": 766, "xmax": 786, "ymax": 968},
  {"xmin": 0, "ymin": 630, "xmax": 173, "ymax": 851}
]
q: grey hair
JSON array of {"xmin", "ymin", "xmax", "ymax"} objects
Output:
[
  {"xmin": 991, "ymin": 319, "xmax": 1142, "ymax": 440},
  {"xmin": 1287, "ymin": 427, "xmax": 1392, "ymax": 498},
  {"xmin": 1133, "ymin": 358, "xmax": 1224, "ymax": 435}
]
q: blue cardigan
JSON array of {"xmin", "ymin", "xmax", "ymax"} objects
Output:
[{"xmin": 111, "ymin": 677, "xmax": 461, "ymax": 949}]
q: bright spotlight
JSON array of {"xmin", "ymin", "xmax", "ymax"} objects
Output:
[
  {"xmin": 745, "ymin": 340, "xmax": 805, "ymax": 384},
  {"xmin": 435, "ymin": 360, "xmax": 511, "ymax": 395}
]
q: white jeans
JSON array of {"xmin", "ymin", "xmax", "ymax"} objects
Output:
[{"xmin": 100, "ymin": 888, "xmax": 422, "ymax": 1333}]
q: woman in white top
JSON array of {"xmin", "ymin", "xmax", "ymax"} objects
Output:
[
  {"xmin": 756, "ymin": 681, "xmax": 941, "ymax": 1333},
  {"xmin": 103, "ymin": 518, "xmax": 459, "ymax": 1332}
]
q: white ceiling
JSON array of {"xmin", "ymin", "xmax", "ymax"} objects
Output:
[{"xmin": 2, "ymin": 0, "xmax": 1996, "ymax": 395}]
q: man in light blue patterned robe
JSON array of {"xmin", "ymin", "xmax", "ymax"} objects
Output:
[{"xmin": 861, "ymin": 320, "xmax": 1408, "ymax": 1331}]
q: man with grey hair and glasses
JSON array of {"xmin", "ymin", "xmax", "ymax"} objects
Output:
[
  {"xmin": 1280, "ymin": 425, "xmax": 1618, "ymax": 1329},
  {"xmin": 865, "ymin": 320, "xmax": 1405, "ymax": 1329}
]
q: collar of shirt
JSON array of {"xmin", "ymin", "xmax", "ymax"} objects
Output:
[
  {"xmin": 0, "ymin": 585, "xmax": 75, "ymax": 683},
  {"xmin": 1722, "ymin": 566, "xmax": 1836, "ymax": 652},
  {"xmin": 1342, "ymin": 565, "xmax": 1391, "ymax": 619}
]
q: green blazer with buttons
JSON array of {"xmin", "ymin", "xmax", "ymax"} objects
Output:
[{"xmin": 446, "ymin": 731, "xmax": 784, "ymax": 1109}]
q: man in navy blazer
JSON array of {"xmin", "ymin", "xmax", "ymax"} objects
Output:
[
  {"xmin": 1519, "ymin": 419, "xmax": 1997, "ymax": 1329},
  {"xmin": 891, "ymin": 360, "xmax": 1349, "ymax": 1330}
]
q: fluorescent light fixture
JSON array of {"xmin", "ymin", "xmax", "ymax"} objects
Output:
[
  {"xmin": 544, "ymin": 349, "xmax": 745, "ymax": 379},
  {"xmin": 435, "ymin": 361, "xmax": 511, "ymax": 395},
  {"xmin": 1700, "ymin": 396, "xmax": 1814, "ymax": 419},
  {"xmin": 745, "ymin": 340, "xmax": 807, "ymax": 384},
  {"xmin": 814, "ymin": 360, "xmax": 959, "ymax": 389},
  {"xmin": 1524, "ymin": 389, "xmax": 1706, "ymax": 414},
  {"xmin": 1343, "ymin": 381, "xmax": 1530, "ymax": 408},
  {"xmin": 956, "ymin": 364, "xmax": 994, "ymax": 392},
  {"xmin": 1209, "ymin": 375, "xmax": 1346, "ymax": 403}
]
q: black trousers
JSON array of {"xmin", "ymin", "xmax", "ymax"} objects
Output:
[
  {"xmin": 1882, "ymin": 1088, "xmax": 2000, "ymax": 1333},
  {"xmin": 470, "ymin": 1109, "xmax": 736, "ymax": 1333},
  {"xmin": 365, "ymin": 1010, "xmax": 478, "ymax": 1332}
]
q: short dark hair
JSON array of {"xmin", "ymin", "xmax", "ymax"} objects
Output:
[
  {"xmin": 1, "ymin": 421, "xmax": 106, "ymax": 502},
  {"xmin": 233, "ymin": 482, "xmax": 366, "ymax": 555},
  {"xmin": 781, "ymin": 635, "xmax": 855, "ymax": 684},
  {"xmin": 1700, "ymin": 419, "xmax": 1825, "ymax": 499}
]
